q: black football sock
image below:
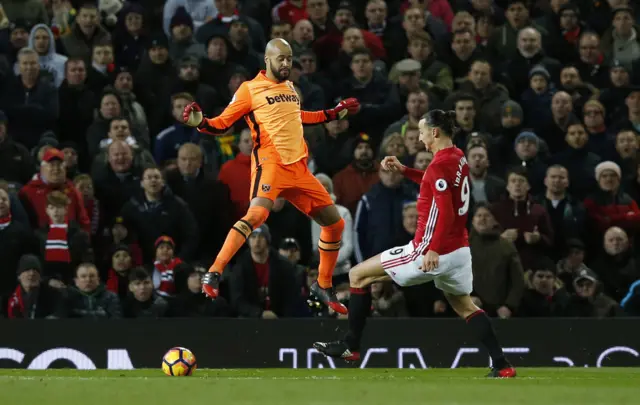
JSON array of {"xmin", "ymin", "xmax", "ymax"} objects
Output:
[
  {"xmin": 344, "ymin": 287, "xmax": 372, "ymax": 351},
  {"xmin": 466, "ymin": 310, "xmax": 509, "ymax": 369}
]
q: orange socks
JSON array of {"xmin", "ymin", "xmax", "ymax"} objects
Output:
[
  {"xmin": 209, "ymin": 205, "xmax": 269, "ymax": 274},
  {"xmin": 317, "ymin": 218, "xmax": 345, "ymax": 288}
]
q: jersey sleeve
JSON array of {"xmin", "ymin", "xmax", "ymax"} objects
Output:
[
  {"xmin": 425, "ymin": 164, "xmax": 455, "ymax": 255},
  {"xmin": 403, "ymin": 168, "xmax": 424, "ymax": 184},
  {"xmin": 198, "ymin": 82, "xmax": 252, "ymax": 135},
  {"xmin": 301, "ymin": 110, "xmax": 329, "ymax": 124}
]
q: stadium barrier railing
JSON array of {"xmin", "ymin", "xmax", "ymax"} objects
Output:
[{"xmin": 1, "ymin": 318, "xmax": 638, "ymax": 369}]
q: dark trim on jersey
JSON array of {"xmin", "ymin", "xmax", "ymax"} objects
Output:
[
  {"xmin": 251, "ymin": 166, "xmax": 263, "ymax": 198},
  {"xmin": 247, "ymin": 112, "xmax": 263, "ymax": 198},
  {"xmin": 200, "ymin": 118, "xmax": 230, "ymax": 135}
]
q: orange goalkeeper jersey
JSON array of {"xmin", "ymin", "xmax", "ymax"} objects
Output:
[{"xmin": 198, "ymin": 71, "xmax": 328, "ymax": 166}]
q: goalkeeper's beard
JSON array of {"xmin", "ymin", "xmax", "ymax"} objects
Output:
[{"xmin": 269, "ymin": 61, "xmax": 290, "ymax": 81}]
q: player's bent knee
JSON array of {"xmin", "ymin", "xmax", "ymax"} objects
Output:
[{"xmin": 348, "ymin": 267, "xmax": 366, "ymax": 288}]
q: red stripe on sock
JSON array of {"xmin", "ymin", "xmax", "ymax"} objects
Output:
[
  {"xmin": 465, "ymin": 309, "xmax": 485, "ymax": 323},
  {"xmin": 350, "ymin": 287, "xmax": 368, "ymax": 295}
]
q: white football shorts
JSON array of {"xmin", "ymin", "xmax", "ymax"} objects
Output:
[{"xmin": 380, "ymin": 241, "xmax": 473, "ymax": 295}]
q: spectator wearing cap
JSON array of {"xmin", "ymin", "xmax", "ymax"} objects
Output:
[
  {"xmin": 121, "ymin": 166, "xmax": 199, "ymax": 263},
  {"xmin": 226, "ymin": 17, "xmax": 264, "ymax": 75},
  {"xmin": 2, "ymin": 0, "xmax": 48, "ymax": 25},
  {"xmin": 173, "ymin": 54, "xmax": 224, "ymax": 116},
  {"xmin": 135, "ymin": 34, "xmax": 175, "ymax": 138},
  {"xmin": 555, "ymin": 238, "xmax": 590, "ymax": 293},
  {"xmin": 447, "ymin": 60, "xmax": 509, "ymax": 134},
  {"xmin": 509, "ymin": 131, "xmax": 548, "ymax": 194},
  {"xmin": 112, "ymin": 66, "xmax": 150, "ymax": 140},
  {"xmin": 575, "ymin": 32, "xmax": 610, "ymax": 90},
  {"xmin": 61, "ymin": 142, "xmax": 80, "ymax": 180},
  {"xmin": 469, "ymin": 203, "xmax": 524, "ymax": 318},
  {"xmin": 601, "ymin": 7, "xmax": 640, "ymax": 71},
  {"xmin": 333, "ymin": 133, "xmax": 380, "ymax": 216},
  {"xmin": 65, "ymin": 262, "xmax": 122, "ymax": 318},
  {"xmin": 384, "ymin": 89, "xmax": 429, "ymax": 137},
  {"xmin": 163, "ymin": 0, "xmax": 216, "ymax": 39},
  {"xmin": 290, "ymin": 19, "xmax": 314, "ymax": 56},
  {"xmin": 195, "ymin": 0, "xmax": 265, "ymax": 53},
  {"xmin": 582, "ymin": 100, "xmax": 612, "ymax": 156},
  {"xmin": 336, "ymin": 48, "xmax": 400, "ymax": 139},
  {"xmin": 12, "ymin": 24, "xmax": 68, "ymax": 88},
  {"xmin": 0, "ymin": 110, "xmax": 34, "ymax": 186},
  {"xmin": 218, "ymin": 129, "xmax": 252, "ymax": 218},
  {"xmin": 19, "ymin": 148, "xmax": 90, "ymax": 233},
  {"xmin": 487, "ymin": 0, "xmax": 547, "ymax": 62},
  {"xmin": 388, "ymin": 31, "xmax": 453, "ymax": 99},
  {"xmin": 490, "ymin": 166, "xmax": 553, "ymax": 270},
  {"xmin": 61, "ymin": 2, "xmax": 111, "ymax": 63},
  {"xmin": 5, "ymin": 254, "xmax": 66, "ymax": 319},
  {"xmin": 1, "ymin": 48, "xmax": 59, "ymax": 150},
  {"xmin": 165, "ymin": 143, "xmax": 235, "ymax": 263},
  {"xmin": 112, "ymin": 2, "xmax": 149, "ymax": 71},
  {"xmin": 591, "ymin": 226, "xmax": 640, "ymax": 302},
  {"xmin": 122, "ymin": 267, "xmax": 170, "ymax": 318},
  {"xmin": 504, "ymin": 27, "xmax": 561, "ymax": 101},
  {"xmin": 584, "ymin": 161, "xmax": 640, "ymax": 235},
  {"xmin": 354, "ymin": 163, "xmax": 417, "ymax": 264},
  {"xmin": 229, "ymin": 223, "xmax": 301, "ymax": 318},
  {"xmin": 312, "ymin": 173, "xmax": 353, "ymax": 276},
  {"xmin": 105, "ymin": 244, "xmax": 133, "ymax": 300},
  {"xmin": 551, "ymin": 122, "xmax": 601, "ymax": 200},
  {"xmin": 148, "ymin": 235, "xmax": 183, "ymax": 298},
  {"xmin": 105, "ymin": 214, "xmax": 143, "ymax": 266},
  {"xmin": 467, "ymin": 144, "xmax": 505, "ymax": 207},
  {"xmin": 169, "ymin": 262, "xmax": 232, "ymax": 317},
  {"xmin": 520, "ymin": 64, "xmax": 555, "ymax": 133},
  {"xmin": 167, "ymin": 6, "xmax": 206, "ymax": 62},
  {"xmin": 518, "ymin": 256, "xmax": 569, "ymax": 317},
  {"xmin": 0, "ymin": 185, "xmax": 39, "ymax": 297},
  {"xmin": 535, "ymin": 165, "xmax": 587, "ymax": 260}
]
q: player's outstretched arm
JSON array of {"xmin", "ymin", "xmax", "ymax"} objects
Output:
[
  {"xmin": 382, "ymin": 155, "xmax": 423, "ymax": 184},
  {"xmin": 300, "ymin": 98, "xmax": 360, "ymax": 124},
  {"xmin": 182, "ymin": 84, "xmax": 252, "ymax": 135}
]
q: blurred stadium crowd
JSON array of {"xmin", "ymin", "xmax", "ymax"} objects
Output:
[{"xmin": 1, "ymin": 0, "xmax": 640, "ymax": 319}]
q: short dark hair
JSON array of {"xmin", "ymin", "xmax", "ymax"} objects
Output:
[
  {"xmin": 453, "ymin": 92, "xmax": 477, "ymax": 106},
  {"xmin": 47, "ymin": 190, "xmax": 70, "ymax": 208},
  {"xmin": 422, "ymin": 109, "xmax": 459, "ymax": 138},
  {"xmin": 128, "ymin": 267, "xmax": 151, "ymax": 283},
  {"xmin": 109, "ymin": 116, "xmax": 129, "ymax": 128},
  {"xmin": 506, "ymin": 166, "xmax": 529, "ymax": 181}
]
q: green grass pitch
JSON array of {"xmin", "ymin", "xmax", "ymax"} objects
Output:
[{"xmin": 1, "ymin": 368, "xmax": 639, "ymax": 405}]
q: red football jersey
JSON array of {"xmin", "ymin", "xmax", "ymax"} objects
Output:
[{"xmin": 403, "ymin": 146, "xmax": 470, "ymax": 255}]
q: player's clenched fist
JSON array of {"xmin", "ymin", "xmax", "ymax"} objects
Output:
[
  {"xmin": 182, "ymin": 102, "xmax": 204, "ymax": 127},
  {"xmin": 325, "ymin": 98, "xmax": 360, "ymax": 120},
  {"xmin": 381, "ymin": 155, "xmax": 406, "ymax": 173}
]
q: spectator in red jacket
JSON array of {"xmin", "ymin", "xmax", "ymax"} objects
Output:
[
  {"xmin": 18, "ymin": 148, "xmax": 91, "ymax": 233},
  {"xmin": 218, "ymin": 128, "xmax": 252, "ymax": 219},
  {"xmin": 583, "ymin": 161, "xmax": 640, "ymax": 235}
]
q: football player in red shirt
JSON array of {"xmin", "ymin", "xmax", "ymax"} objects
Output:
[{"xmin": 313, "ymin": 110, "xmax": 516, "ymax": 378}]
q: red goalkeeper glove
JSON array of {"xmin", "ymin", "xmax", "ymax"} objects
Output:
[
  {"xmin": 325, "ymin": 98, "xmax": 360, "ymax": 121},
  {"xmin": 182, "ymin": 102, "xmax": 205, "ymax": 128}
]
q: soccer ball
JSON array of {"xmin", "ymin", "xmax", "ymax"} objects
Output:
[{"xmin": 162, "ymin": 347, "xmax": 197, "ymax": 376}]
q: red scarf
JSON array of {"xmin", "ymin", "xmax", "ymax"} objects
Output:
[
  {"xmin": 7, "ymin": 285, "xmax": 24, "ymax": 319},
  {"xmin": 106, "ymin": 268, "xmax": 129, "ymax": 294},
  {"xmin": 45, "ymin": 223, "xmax": 71, "ymax": 263},
  {"xmin": 563, "ymin": 27, "xmax": 581, "ymax": 45},
  {"xmin": 218, "ymin": 9, "xmax": 239, "ymax": 23},
  {"xmin": 153, "ymin": 258, "xmax": 182, "ymax": 297},
  {"xmin": 0, "ymin": 214, "xmax": 10, "ymax": 230},
  {"xmin": 85, "ymin": 198, "xmax": 100, "ymax": 236}
]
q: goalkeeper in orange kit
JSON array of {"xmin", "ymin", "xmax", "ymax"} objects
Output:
[{"xmin": 182, "ymin": 38, "xmax": 360, "ymax": 315}]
